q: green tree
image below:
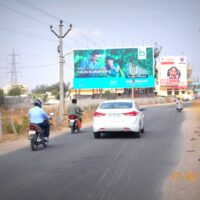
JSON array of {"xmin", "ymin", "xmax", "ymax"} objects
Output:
[
  {"xmin": 8, "ymin": 86, "xmax": 22, "ymax": 96},
  {"xmin": 154, "ymin": 43, "xmax": 162, "ymax": 79},
  {"xmin": 31, "ymin": 82, "xmax": 71, "ymax": 100},
  {"xmin": 0, "ymin": 89, "xmax": 4, "ymax": 105}
]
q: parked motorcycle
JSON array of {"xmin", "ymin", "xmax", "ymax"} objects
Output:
[
  {"xmin": 28, "ymin": 113, "xmax": 54, "ymax": 151},
  {"xmin": 68, "ymin": 115, "xmax": 81, "ymax": 133}
]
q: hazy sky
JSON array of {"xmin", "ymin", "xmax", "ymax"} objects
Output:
[{"xmin": 0, "ymin": 0, "xmax": 199, "ymax": 89}]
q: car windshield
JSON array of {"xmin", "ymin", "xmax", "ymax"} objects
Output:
[{"xmin": 100, "ymin": 102, "xmax": 133, "ymax": 109}]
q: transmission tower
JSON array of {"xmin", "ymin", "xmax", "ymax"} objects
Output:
[{"xmin": 7, "ymin": 49, "xmax": 20, "ymax": 85}]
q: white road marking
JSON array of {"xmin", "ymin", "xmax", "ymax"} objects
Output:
[
  {"xmin": 114, "ymin": 141, "xmax": 129, "ymax": 160},
  {"xmin": 99, "ymin": 167, "xmax": 110, "ymax": 183}
]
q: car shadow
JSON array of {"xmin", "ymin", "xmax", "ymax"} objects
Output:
[{"xmin": 100, "ymin": 132, "xmax": 141, "ymax": 139}]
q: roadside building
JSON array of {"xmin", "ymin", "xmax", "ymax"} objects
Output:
[{"xmin": 3, "ymin": 83, "xmax": 29, "ymax": 96}]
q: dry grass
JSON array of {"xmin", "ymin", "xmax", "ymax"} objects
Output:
[
  {"xmin": 192, "ymin": 99, "xmax": 200, "ymax": 119},
  {"xmin": 2, "ymin": 99, "xmax": 199, "ymax": 143},
  {"xmin": 0, "ymin": 105, "xmax": 95, "ymax": 143}
]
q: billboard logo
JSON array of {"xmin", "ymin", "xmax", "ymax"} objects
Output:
[
  {"xmin": 180, "ymin": 57, "xmax": 184, "ymax": 63},
  {"xmin": 138, "ymin": 47, "xmax": 146, "ymax": 60}
]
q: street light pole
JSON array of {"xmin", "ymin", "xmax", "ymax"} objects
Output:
[{"xmin": 50, "ymin": 21, "xmax": 72, "ymax": 122}]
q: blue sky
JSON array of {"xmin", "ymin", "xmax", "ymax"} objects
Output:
[{"xmin": 0, "ymin": 0, "xmax": 199, "ymax": 89}]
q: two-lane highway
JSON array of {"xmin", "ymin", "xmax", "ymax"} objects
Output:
[{"xmin": 0, "ymin": 103, "xmax": 187, "ymax": 200}]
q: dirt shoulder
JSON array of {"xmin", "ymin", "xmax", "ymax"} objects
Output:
[
  {"xmin": 0, "ymin": 121, "xmax": 92, "ymax": 156},
  {"xmin": 164, "ymin": 103, "xmax": 200, "ymax": 200}
]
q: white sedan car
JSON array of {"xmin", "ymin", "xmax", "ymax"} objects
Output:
[{"xmin": 93, "ymin": 99, "xmax": 145, "ymax": 138}]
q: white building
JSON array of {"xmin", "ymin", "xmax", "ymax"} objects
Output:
[{"xmin": 3, "ymin": 83, "xmax": 29, "ymax": 95}]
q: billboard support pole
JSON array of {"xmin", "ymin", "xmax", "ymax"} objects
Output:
[
  {"xmin": 131, "ymin": 64, "xmax": 136, "ymax": 100},
  {"xmin": 132, "ymin": 76, "xmax": 134, "ymax": 100}
]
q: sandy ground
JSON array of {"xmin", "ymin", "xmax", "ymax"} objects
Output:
[{"xmin": 163, "ymin": 107, "xmax": 200, "ymax": 200}]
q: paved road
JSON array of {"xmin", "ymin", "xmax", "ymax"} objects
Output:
[{"xmin": 0, "ymin": 103, "xmax": 189, "ymax": 200}]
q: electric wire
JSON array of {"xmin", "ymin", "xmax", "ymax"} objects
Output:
[
  {"xmin": 0, "ymin": 63, "xmax": 58, "ymax": 69},
  {"xmin": 0, "ymin": 23, "xmax": 57, "ymax": 42},
  {"xmin": 16, "ymin": 0, "xmax": 61, "ymax": 22},
  {"xmin": 0, "ymin": 2, "xmax": 50, "ymax": 26},
  {"xmin": 15, "ymin": 0, "xmax": 103, "ymax": 49}
]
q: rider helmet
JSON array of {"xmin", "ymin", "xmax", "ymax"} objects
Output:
[
  {"xmin": 34, "ymin": 99, "xmax": 42, "ymax": 107},
  {"xmin": 72, "ymin": 98, "xmax": 77, "ymax": 104}
]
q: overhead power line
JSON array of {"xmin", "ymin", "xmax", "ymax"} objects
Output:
[
  {"xmin": 0, "ymin": 24, "xmax": 57, "ymax": 42},
  {"xmin": 71, "ymin": 26, "xmax": 104, "ymax": 48},
  {"xmin": 0, "ymin": 2, "xmax": 50, "ymax": 26},
  {"xmin": 15, "ymin": 0, "xmax": 103, "ymax": 49},
  {"xmin": 0, "ymin": 63, "xmax": 58, "ymax": 69},
  {"xmin": 16, "ymin": 0, "xmax": 61, "ymax": 22},
  {"xmin": 1, "ymin": 1, "xmax": 103, "ymax": 50}
]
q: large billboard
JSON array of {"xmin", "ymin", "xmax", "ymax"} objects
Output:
[
  {"xmin": 73, "ymin": 47, "xmax": 154, "ymax": 89},
  {"xmin": 159, "ymin": 56, "xmax": 187, "ymax": 89}
]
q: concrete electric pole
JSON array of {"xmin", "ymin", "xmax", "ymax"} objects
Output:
[{"xmin": 50, "ymin": 20, "xmax": 72, "ymax": 122}]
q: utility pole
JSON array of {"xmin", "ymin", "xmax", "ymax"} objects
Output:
[{"xmin": 50, "ymin": 20, "xmax": 72, "ymax": 122}]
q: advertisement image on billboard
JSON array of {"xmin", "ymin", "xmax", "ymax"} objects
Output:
[
  {"xmin": 73, "ymin": 47, "xmax": 154, "ymax": 89},
  {"xmin": 160, "ymin": 56, "xmax": 187, "ymax": 89}
]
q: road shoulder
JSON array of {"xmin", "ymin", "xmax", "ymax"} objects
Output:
[
  {"xmin": 163, "ymin": 107, "xmax": 200, "ymax": 200},
  {"xmin": 0, "ymin": 121, "xmax": 92, "ymax": 156}
]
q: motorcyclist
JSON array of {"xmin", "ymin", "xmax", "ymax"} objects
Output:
[
  {"xmin": 28, "ymin": 99, "xmax": 50, "ymax": 141},
  {"xmin": 176, "ymin": 97, "xmax": 183, "ymax": 110},
  {"xmin": 68, "ymin": 98, "xmax": 84, "ymax": 128}
]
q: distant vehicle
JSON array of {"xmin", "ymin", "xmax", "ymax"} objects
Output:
[
  {"xmin": 93, "ymin": 99, "xmax": 145, "ymax": 138},
  {"xmin": 44, "ymin": 99, "xmax": 59, "ymax": 105},
  {"xmin": 182, "ymin": 93, "xmax": 192, "ymax": 101}
]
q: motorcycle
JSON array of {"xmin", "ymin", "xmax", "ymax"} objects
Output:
[
  {"xmin": 28, "ymin": 113, "xmax": 54, "ymax": 151},
  {"xmin": 176, "ymin": 104, "xmax": 183, "ymax": 112},
  {"xmin": 68, "ymin": 107, "xmax": 84, "ymax": 134},
  {"xmin": 68, "ymin": 115, "xmax": 81, "ymax": 133}
]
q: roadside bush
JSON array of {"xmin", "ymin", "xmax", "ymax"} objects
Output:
[
  {"xmin": 0, "ymin": 89, "xmax": 4, "ymax": 105},
  {"xmin": 4, "ymin": 116, "xmax": 29, "ymax": 135},
  {"xmin": 8, "ymin": 86, "xmax": 22, "ymax": 96}
]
